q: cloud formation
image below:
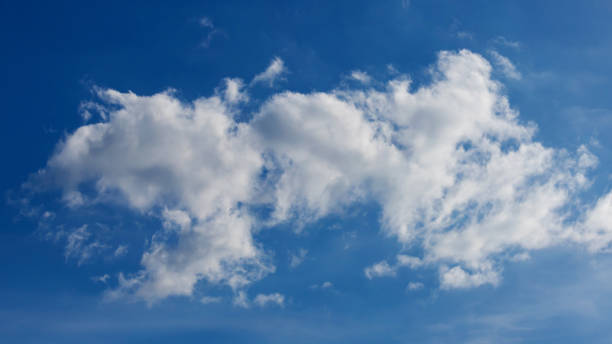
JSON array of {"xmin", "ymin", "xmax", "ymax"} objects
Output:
[
  {"xmin": 289, "ymin": 248, "xmax": 308, "ymax": 268},
  {"xmin": 493, "ymin": 36, "xmax": 521, "ymax": 49},
  {"xmin": 199, "ymin": 16, "xmax": 223, "ymax": 48},
  {"xmin": 365, "ymin": 255, "xmax": 423, "ymax": 279},
  {"xmin": 349, "ymin": 70, "xmax": 372, "ymax": 84},
  {"xmin": 253, "ymin": 293, "xmax": 285, "ymax": 307},
  {"xmin": 63, "ymin": 225, "xmax": 107, "ymax": 265},
  {"xmin": 489, "ymin": 50, "xmax": 521, "ymax": 79},
  {"xmin": 251, "ymin": 57, "xmax": 286, "ymax": 86},
  {"xmin": 33, "ymin": 50, "xmax": 612, "ymax": 302},
  {"xmin": 406, "ymin": 281, "xmax": 424, "ymax": 291}
]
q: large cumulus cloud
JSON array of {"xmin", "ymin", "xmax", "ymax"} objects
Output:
[{"xmin": 35, "ymin": 50, "xmax": 612, "ymax": 301}]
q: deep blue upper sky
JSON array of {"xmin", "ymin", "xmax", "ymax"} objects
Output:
[{"xmin": 2, "ymin": 1, "xmax": 612, "ymax": 343}]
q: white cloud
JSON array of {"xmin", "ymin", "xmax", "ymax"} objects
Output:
[
  {"xmin": 64, "ymin": 225, "xmax": 106, "ymax": 265},
  {"xmin": 440, "ymin": 265, "xmax": 500, "ymax": 289},
  {"xmin": 200, "ymin": 17, "xmax": 214, "ymax": 29},
  {"xmin": 510, "ymin": 252, "xmax": 530, "ymax": 262},
  {"xmin": 200, "ymin": 296, "xmax": 222, "ymax": 304},
  {"xmin": 489, "ymin": 50, "xmax": 521, "ymax": 79},
  {"xmin": 79, "ymin": 101, "xmax": 108, "ymax": 122},
  {"xmin": 35, "ymin": 49, "xmax": 612, "ymax": 302},
  {"xmin": 162, "ymin": 208, "xmax": 192, "ymax": 231},
  {"xmin": 230, "ymin": 291, "xmax": 285, "ymax": 308},
  {"xmin": 233, "ymin": 290, "xmax": 249, "ymax": 308},
  {"xmin": 349, "ymin": 70, "xmax": 371, "ymax": 84},
  {"xmin": 456, "ymin": 31, "xmax": 474, "ymax": 40},
  {"xmin": 289, "ymin": 248, "xmax": 308, "ymax": 268},
  {"xmin": 253, "ymin": 293, "xmax": 285, "ymax": 307},
  {"xmin": 365, "ymin": 261, "xmax": 396, "ymax": 279},
  {"xmin": 572, "ymin": 191, "xmax": 612, "ymax": 252},
  {"xmin": 397, "ymin": 255, "xmax": 424, "ymax": 269},
  {"xmin": 42, "ymin": 87, "xmax": 272, "ymax": 303},
  {"xmin": 62, "ymin": 190, "xmax": 85, "ymax": 208},
  {"xmin": 114, "ymin": 245, "xmax": 128, "ymax": 257},
  {"xmin": 92, "ymin": 274, "xmax": 110, "ymax": 284},
  {"xmin": 220, "ymin": 78, "xmax": 248, "ymax": 104},
  {"xmin": 199, "ymin": 16, "xmax": 223, "ymax": 48},
  {"xmin": 42, "ymin": 211, "xmax": 55, "ymax": 219},
  {"xmin": 365, "ymin": 255, "xmax": 423, "ymax": 279},
  {"xmin": 252, "ymin": 57, "xmax": 286, "ymax": 86},
  {"xmin": 310, "ymin": 281, "xmax": 333, "ymax": 290},
  {"xmin": 493, "ymin": 36, "xmax": 521, "ymax": 49},
  {"xmin": 406, "ymin": 281, "xmax": 424, "ymax": 291}
]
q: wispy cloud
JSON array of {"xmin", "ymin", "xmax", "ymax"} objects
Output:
[
  {"xmin": 92, "ymin": 274, "xmax": 110, "ymax": 284},
  {"xmin": 289, "ymin": 248, "xmax": 308, "ymax": 268},
  {"xmin": 199, "ymin": 17, "xmax": 214, "ymax": 29},
  {"xmin": 310, "ymin": 281, "xmax": 334, "ymax": 290},
  {"xmin": 493, "ymin": 36, "xmax": 521, "ymax": 49},
  {"xmin": 365, "ymin": 255, "xmax": 423, "ymax": 279},
  {"xmin": 456, "ymin": 31, "xmax": 474, "ymax": 40},
  {"xmin": 406, "ymin": 281, "xmax": 424, "ymax": 291},
  {"xmin": 113, "ymin": 245, "xmax": 128, "ymax": 258},
  {"xmin": 64, "ymin": 225, "xmax": 106, "ymax": 265},
  {"xmin": 199, "ymin": 16, "xmax": 224, "ymax": 48},
  {"xmin": 450, "ymin": 19, "xmax": 473, "ymax": 40},
  {"xmin": 489, "ymin": 50, "xmax": 521, "ymax": 79},
  {"xmin": 253, "ymin": 293, "xmax": 285, "ymax": 308},
  {"xmin": 349, "ymin": 70, "xmax": 371, "ymax": 84},
  {"xmin": 200, "ymin": 296, "xmax": 222, "ymax": 304},
  {"xmin": 233, "ymin": 291, "xmax": 250, "ymax": 308},
  {"xmin": 251, "ymin": 57, "xmax": 287, "ymax": 86}
]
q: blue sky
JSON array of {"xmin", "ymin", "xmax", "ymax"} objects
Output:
[{"xmin": 3, "ymin": 1, "xmax": 612, "ymax": 343}]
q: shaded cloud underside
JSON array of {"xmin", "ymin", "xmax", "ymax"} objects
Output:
[{"xmin": 32, "ymin": 50, "xmax": 612, "ymax": 302}]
